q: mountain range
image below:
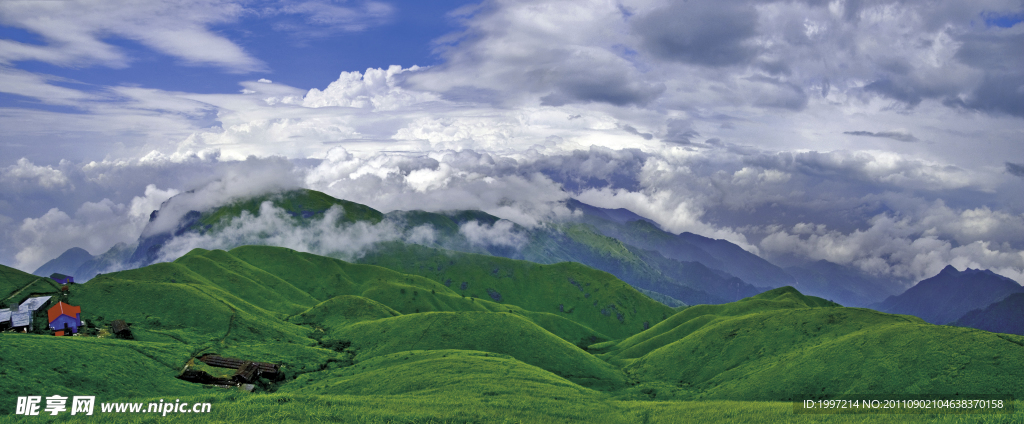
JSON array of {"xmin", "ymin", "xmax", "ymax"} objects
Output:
[
  {"xmin": 872, "ymin": 265, "xmax": 1024, "ymax": 325},
  {"xmin": 33, "ymin": 189, "xmax": 910, "ymax": 309}
]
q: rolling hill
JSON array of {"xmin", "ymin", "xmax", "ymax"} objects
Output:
[{"xmin": 4, "ymin": 246, "xmax": 1024, "ymax": 421}]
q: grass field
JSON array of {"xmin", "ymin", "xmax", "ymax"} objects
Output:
[{"xmin": 3, "ymin": 394, "xmax": 1021, "ymax": 423}]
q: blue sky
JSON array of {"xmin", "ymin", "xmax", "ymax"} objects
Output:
[
  {"xmin": 0, "ymin": 0, "xmax": 1022, "ymax": 286},
  {"xmin": 0, "ymin": 1, "xmax": 473, "ymax": 114}
]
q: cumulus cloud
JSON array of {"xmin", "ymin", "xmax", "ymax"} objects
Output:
[
  {"xmin": 760, "ymin": 202, "xmax": 1024, "ymax": 284},
  {"xmin": 141, "ymin": 157, "xmax": 303, "ymax": 236},
  {"xmin": 303, "ymin": 65, "xmax": 440, "ymax": 110},
  {"xmin": 2, "ymin": 158, "xmax": 71, "ymax": 189}
]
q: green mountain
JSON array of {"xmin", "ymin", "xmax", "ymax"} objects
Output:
[{"xmin": 54, "ymin": 188, "xmax": 779, "ymax": 306}]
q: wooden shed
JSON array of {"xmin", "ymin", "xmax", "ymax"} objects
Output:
[
  {"xmin": 233, "ymin": 362, "xmax": 260, "ymax": 384},
  {"xmin": 110, "ymin": 320, "xmax": 133, "ymax": 339},
  {"xmin": 197, "ymin": 354, "xmax": 281, "ymax": 379}
]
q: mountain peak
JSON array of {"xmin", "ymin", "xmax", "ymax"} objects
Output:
[{"xmin": 938, "ymin": 265, "xmax": 959, "ymax": 275}]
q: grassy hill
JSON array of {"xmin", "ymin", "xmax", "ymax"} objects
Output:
[
  {"xmin": 320, "ymin": 312, "xmax": 626, "ymax": 390},
  {"xmin": 5, "ymin": 246, "xmax": 1024, "ymax": 422},
  {"xmin": 354, "ymin": 242, "xmax": 676, "ymax": 340},
  {"xmin": 593, "ymin": 287, "xmax": 1024, "ymax": 401},
  {"xmin": 80, "ymin": 188, "xmax": 779, "ymax": 305}
]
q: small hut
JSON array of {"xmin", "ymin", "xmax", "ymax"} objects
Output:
[
  {"xmin": 50, "ymin": 273, "xmax": 75, "ymax": 285},
  {"xmin": 110, "ymin": 320, "xmax": 133, "ymax": 339}
]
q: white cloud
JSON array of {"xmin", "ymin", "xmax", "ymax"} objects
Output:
[
  {"xmin": 154, "ymin": 202, "xmax": 409, "ymax": 263},
  {"xmin": 459, "ymin": 220, "xmax": 527, "ymax": 249},
  {"xmin": 2, "ymin": 158, "xmax": 70, "ymax": 189},
  {"xmin": 303, "ymin": 65, "xmax": 440, "ymax": 111},
  {"xmin": 759, "ymin": 200, "xmax": 1024, "ymax": 284}
]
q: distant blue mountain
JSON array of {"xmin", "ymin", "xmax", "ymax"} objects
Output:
[
  {"xmin": 954, "ymin": 293, "xmax": 1024, "ymax": 335},
  {"xmin": 36, "ymin": 243, "xmax": 136, "ymax": 283},
  {"xmin": 785, "ymin": 260, "xmax": 901, "ymax": 307},
  {"xmin": 566, "ymin": 199, "xmax": 794, "ymax": 289},
  {"xmin": 33, "ymin": 247, "xmax": 93, "ymax": 278},
  {"xmin": 873, "ymin": 266, "xmax": 1024, "ymax": 325}
]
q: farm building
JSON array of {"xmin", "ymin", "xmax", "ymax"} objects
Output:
[
  {"xmin": 20, "ymin": 296, "xmax": 52, "ymax": 312},
  {"xmin": 9, "ymin": 296, "xmax": 52, "ymax": 331},
  {"xmin": 48, "ymin": 302, "xmax": 82, "ymax": 336},
  {"xmin": 0, "ymin": 308, "xmax": 10, "ymax": 330},
  {"xmin": 50, "ymin": 273, "xmax": 75, "ymax": 285},
  {"xmin": 11, "ymin": 310, "xmax": 33, "ymax": 331}
]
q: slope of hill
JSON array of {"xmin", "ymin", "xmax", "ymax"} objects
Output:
[
  {"xmin": 338, "ymin": 242, "xmax": 675, "ymax": 339},
  {"xmin": 1, "ymin": 263, "xmax": 57, "ymax": 307},
  {"xmin": 320, "ymin": 312, "xmax": 626, "ymax": 390},
  {"xmin": 592, "ymin": 286, "xmax": 839, "ymax": 364},
  {"xmin": 953, "ymin": 292, "xmax": 1024, "ymax": 335},
  {"xmin": 785, "ymin": 260, "xmax": 901, "ymax": 307},
  {"xmin": 873, "ymin": 266, "xmax": 1024, "ymax": 325}
]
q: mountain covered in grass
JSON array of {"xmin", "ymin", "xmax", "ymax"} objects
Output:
[
  {"xmin": 953, "ymin": 292, "xmax": 1024, "ymax": 335},
  {"xmin": 873, "ymin": 265, "xmax": 1024, "ymax": 325},
  {"xmin": 5, "ymin": 245, "xmax": 1024, "ymax": 420},
  {"xmin": 40, "ymin": 188, "xmax": 796, "ymax": 305}
]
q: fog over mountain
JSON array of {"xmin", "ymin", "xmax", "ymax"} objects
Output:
[{"xmin": 1, "ymin": 0, "xmax": 1022, "ymax": 292}]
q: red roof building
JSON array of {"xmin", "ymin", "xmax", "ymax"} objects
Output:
[{"xmin": 48, "ymin": 302, "xmax": 82, "ymax": 336}]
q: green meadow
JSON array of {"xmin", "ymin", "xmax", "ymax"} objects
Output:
[{"xmin": 3, "ymin": 245, "xmax": 1023, "ymax": 423}]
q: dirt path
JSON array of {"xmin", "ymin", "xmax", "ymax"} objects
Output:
[{"xmin": 3, "ymin": 277, "xmax": 46, "ymax": 303}]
